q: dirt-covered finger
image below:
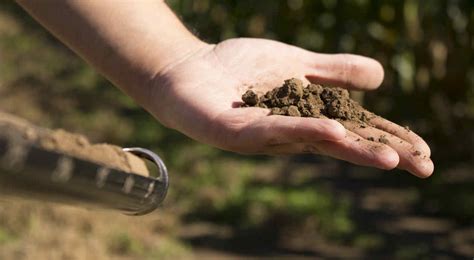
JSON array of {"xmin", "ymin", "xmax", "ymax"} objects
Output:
[
  {"xmin": 314, "ymin": 131, "xmax": 399, "ymax": 170},
  {"xmin": 236, "ymin": 115, "xmax": 346, "ymax": 152},
  {"xmin": 256, "ymin": 131, "xmax": 401, "ymax": 171},
  {"xmin": 258, "ymin": 142, "xmax": 315, "ymax": 155},
  {"xmin": 368, "ymin": 116, "xmax": 431, "ymax": 157},
  {"xmin": 342, "ymin": 121, "xmax": 434, "ymax": 178}
]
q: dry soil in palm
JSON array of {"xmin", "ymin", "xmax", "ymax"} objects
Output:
[{"xmin": 242, "ymin": 78, "xmax": 374, "ymax": 124}]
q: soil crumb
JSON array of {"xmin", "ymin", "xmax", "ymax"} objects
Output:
[
  {"xmin": 378, "ymin": 135, "xmax": 390, "ymax": 144},
  {"xmin": 0, "ymin": 112, "xmax": 148, "ymax": 176},
  {"xmin": 242, "ymin": 78, "xmax": 375, "ymax": 125}
]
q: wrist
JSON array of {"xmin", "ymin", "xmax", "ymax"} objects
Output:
[
  {"xmin": 152, "ymin": 36, "xmax": 209, "ymax": 79},
  {"xmin": 92, "ymin": 1, "xmax": 209, "ymax": 113},
  {"xmin": 142, "ymin": 38, "xmax": 213, "ymax": 129}
]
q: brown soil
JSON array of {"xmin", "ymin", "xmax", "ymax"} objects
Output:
[
  {"xmin": 242, "ymin": 78, "xmax": 374, "ymax": 125},
  {"xmin": 0, "ymin": 112, "xmax": 149, "ymax": 176}
]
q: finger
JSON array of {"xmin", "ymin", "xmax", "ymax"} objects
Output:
[
  {"xmin": 343, "ymin": 121, "xmax": 434, "ymax": 178},
  {"xmin": 236, "ymin": 114, "xmax": 346, "ymax": 152},
  {"xmin": 258, "ymin": 142, "xmax": 309, "ymax": 156},
  {"xmin": 368, "ymin": 116, "xmax": 431, "ymax": 157},
  {"xmin": 315, "ymin": 131, "xmax": 399, "ymax": 170},
  {"xmin": 262, "ymin": 140, "xmax": 337, "ymax": 156},
  {"xmin": 262, "ymin": 131, "xmax": 399, "ymax": 170},
  {"xmin": 305, "ymin": 53, "xmax": 384, "ymax": 90}
]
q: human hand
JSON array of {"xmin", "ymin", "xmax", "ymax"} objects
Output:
[{"xmin": 146, "ymin": 38, "xmax": 433, "ymax": 178}]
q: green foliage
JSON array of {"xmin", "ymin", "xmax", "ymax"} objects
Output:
[
  {"xmin": 353, "ymin": 233, "xmax": 384, "ymax": 251},
  {"xmin": 395, "ymin": 243, "xmax": 431, "ymax": 260},
  {"xmin": 0, "ymin": 227, "xmax": 14, "ymax": 245},
  {"xmin": 179, "ymin": 155, "xmax": 354, "ymax": 239},
  {"xmin": 143, "ymin": 238, "xmax": 191, "ymax": 260},
  {"xmin": 107, "ymin": 231, "xmax": 190, "ymax": 258},
  {"xmin": 229, "ymin": 186, "xmax": 353, "ymax": 238},
  {"xmin": 107, "ymin": 232, "xmax": 144, "ymax": 255}
]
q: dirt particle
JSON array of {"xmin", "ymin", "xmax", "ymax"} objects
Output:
[
  {"xmin": 404, "ymin": 126, "xmax": 411, "ymax": 132},
  {"xmin": 367, "ymin": 137, "xmax": 375, "ymax": 141},
  {"xmin": 287, "ymin": 105, "xmax": 301, "ymax": 117},
  {"xmin": 378, "ymin": 135, "xmax": 390, "ymax": 144},
  {"xmin": 285, "ymin": 78, "xmax": 304, "ymax": 99},
  {"xmin": 413, "ymin": 150, "xmax": 422, "ymax": 156},
  {"xmin": 242, "ymin": 90, "xmax": 259, "ymax": 106},
  {"xmin": 271, "ymin": 107, "xmax": 283, "ymax": 115}
]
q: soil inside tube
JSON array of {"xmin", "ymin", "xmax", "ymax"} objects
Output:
[{"xmin": 0, "ymin": 112, "xmax": 149, "ymax": 176}]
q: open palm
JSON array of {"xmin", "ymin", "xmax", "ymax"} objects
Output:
[{"xmin": 149, "ymin": 38, "xmax": 433, "ymax": 178}]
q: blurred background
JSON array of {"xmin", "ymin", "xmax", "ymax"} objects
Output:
[{"xmin": 0, "ymin": 0, "xmax": 472, "ymax": 258}]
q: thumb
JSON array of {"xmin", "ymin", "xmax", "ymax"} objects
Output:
[{"xmin": 304, "ymin": 53, "xmax": 385, "ymax": 90}]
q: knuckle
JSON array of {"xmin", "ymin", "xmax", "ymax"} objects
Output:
[{"xmin": 340, "ymin": 54, "xmax": 358, "ymax": 87}]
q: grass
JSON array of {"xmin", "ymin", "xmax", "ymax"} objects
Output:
[
  {"xmin": 107, "ymin": 232, "xmax": 145, "ymax": 255},
  {"xmin": 0, "ymin": 227, "xmax": 14, "ymax": 245},
  {"xmin": 107, "ymin": 231, "xmax": 191, "ymax": 259}
]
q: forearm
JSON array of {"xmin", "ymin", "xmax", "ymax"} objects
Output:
[{"xmin": 16, "ymin": 0, "xmax": 205, "ymax": 106}]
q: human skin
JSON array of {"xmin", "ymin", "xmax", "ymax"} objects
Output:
[{"xmin": 16, "ymin": 0, "xmax": 433, "ymax": 177}]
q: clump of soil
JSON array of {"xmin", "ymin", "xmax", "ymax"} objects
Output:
[
  {"xmin": 0, "ymin": 112, "xmax": 148, "ymax": 176},
  {"xmin": 378, "ymin": 135, "xmax": 390, "ymax": 144},
  {"xmin": 242, "ymin": 78, "xmax": 374, "ymax": 125}
]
